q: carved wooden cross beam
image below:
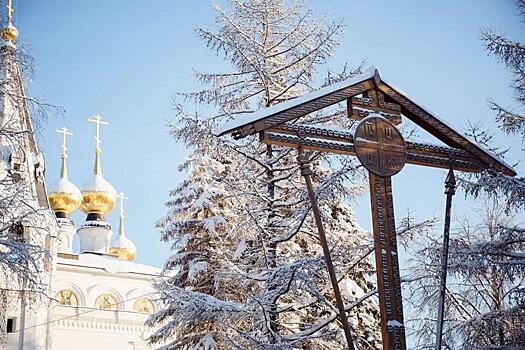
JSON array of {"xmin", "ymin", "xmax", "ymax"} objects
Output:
[
  {"xmin": 218, "ymin": 67, "xmax": 516, "ymax": 350},
  {"xmin": 261, "ymin": 124, "xmax": 484, "ymax": 173}
]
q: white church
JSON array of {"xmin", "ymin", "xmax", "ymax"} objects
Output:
[{"xmin": 0, "ymin": 6, "xmax": 161, "ymax": 350}]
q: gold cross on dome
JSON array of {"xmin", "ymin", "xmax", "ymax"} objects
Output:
[
  {"xmin": 87, "ymin": 114, "xmax": 109, "ymax": 152},
  {"xmin": 7, "ymin": 0, "xmax": 14, "ymax": 24},
  {"xmin": 56, "ymin": 126, "xmax": 73, "ymax": 158},
  {"xmin": 117, "ymin": 192, "xmax": 128, "ymax": 217}
]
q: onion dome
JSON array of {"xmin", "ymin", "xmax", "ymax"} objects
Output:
[
  {"xmin": 80, "ymin": 171, "xmax": 117, "ymax": 216},
  {"xmin": 80, "ymin": 115, "xmax": 116, "ymax": 218},
  {"xmin": 48, "ymin": 127, "xmax": 81, "ymax": 217},
  {"xmin": 1, "ymin": 23, "xmax": 17, "ymax": 41},
  {"xmin": 1, "ymin": 1, "xmax": 17, "ymax": 44},
  {"xmin": 109, "ymin": 193, "xmax": 137, "ymax": 261}
]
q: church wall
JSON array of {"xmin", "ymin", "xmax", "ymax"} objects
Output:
[
  {"xmin": 47, "ymin": 257, "xmax": 159, "ymax": 350},
  {"xmin": 54, "ymin": 261, "xmax": 157, "ymax": 311},
  {"xmin": 52, "ymin": 308, "xmax": 152, "ymax": 350},
  {"xmin": 4, "ymin": 290, "xmax": 54, "ymax": 350}
]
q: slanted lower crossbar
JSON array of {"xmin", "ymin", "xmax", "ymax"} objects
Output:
[{"xmin": 297, "ymin": 151, "xmax": 356, "ymax": 350}]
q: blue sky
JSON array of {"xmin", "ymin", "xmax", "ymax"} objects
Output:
[{"xmin": 14, "ymin": 0, "xmax": 524, "ymax": 267}]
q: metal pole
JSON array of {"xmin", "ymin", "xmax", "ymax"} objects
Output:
[
  {"xmin": 297, "ymin": 152, "xmax": 356, "ymax": 350},
  {"xmin": 435, "ymin": 169, "xmax": 456, "ymax": 349}
]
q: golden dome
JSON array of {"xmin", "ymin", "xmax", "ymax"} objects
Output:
[
  {"xmin": 48, "ymin": 178, "xmax": 81, "ymax": 214},
  {"xmin": 80, "ymin": 137, "xmax": 116, "ymax": 216},
  {"xmin": 109, "ymin": 214, "xmax": 137, "ymax": 261},
  {"xmin": 80, "ymin": 174, "xmax": 117, "ymax": 216},
  {"xmin": 48, "ymin": 133, "xmax": 81, "ymax": 215},
  {"xmin": 109, "ymin": 246, "xmax": 137, "ymax": 261},
  {"xmin": 1, "ymin": 23, "xmax": 18, "ymax": 41},
  {"xmin": 82, "ymin": 115, "xmax": 116, "ymax": 217}
]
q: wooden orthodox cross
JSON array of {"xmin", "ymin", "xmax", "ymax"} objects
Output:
[{"xmin": 218, "ymin": 68, "xmax": 515, "ymax": 349}]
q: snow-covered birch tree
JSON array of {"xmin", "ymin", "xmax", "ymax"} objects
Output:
[{"xmin": 148, "ymin": 0, "xmax": 383, "ymax": 349}]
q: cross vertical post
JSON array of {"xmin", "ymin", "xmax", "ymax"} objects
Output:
[
  {"xmin": 354, "ymin": 116, "xmax": 407, "ymax": 349},
  {"xmin": 369, "ymin": 173, "xmax": 406, "ymax": 349},
  {"xmin": 435, "ymin": 169, "xmax": 456, "ymax": 349},
  {"xmin": 297, "ymin": 151, "xmax": 356, "ymax": 350}
]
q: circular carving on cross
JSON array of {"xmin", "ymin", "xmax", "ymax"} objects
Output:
[{"xmin": 354, "ymin": 115, "xmax": 407, "ymax": 177}]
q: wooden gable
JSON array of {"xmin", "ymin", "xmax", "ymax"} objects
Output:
[{"xmin": 219, "ymin": 67, "xmax": 516, "ymax": 177}]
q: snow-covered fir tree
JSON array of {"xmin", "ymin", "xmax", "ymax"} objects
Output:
[
  {"xmin": 405, "ymin": 197, "xmax": 524, "ymax": 349},
  {"xmin": 150, "ymin": 151, "xmax": 238, "ymax": 348},
  {"xmin": 148, "ymin": 0, "xmax": 382, "ymax": 348}
]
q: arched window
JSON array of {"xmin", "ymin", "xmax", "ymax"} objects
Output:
[
  {"xmin": 133, "ymin": 298, "xmax": 154, "ymax": 314},
  {"xmin": 95, "ymin": 294, "xmax": 118, "ymax": 310},
  {"xmin": 55, "ymin": 290, "xmax": 78, "ymax": 306}
]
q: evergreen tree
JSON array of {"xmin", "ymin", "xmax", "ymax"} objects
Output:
[
  {"xmin": 150, "ymin": 152, "xmax": 239, "ymax": 348},
  {"xmin": 148, "ymin": 1, "xmax": 382, "ymax": 348}
]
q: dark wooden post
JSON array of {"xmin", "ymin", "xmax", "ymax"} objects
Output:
[
  {"xmin": 369, "ymin": 173, "xmax": 406, "ymax": 350},
  {"xmin": 435, "ymin": 169, "xmax": 456, "ymax": 349},
  {"xmin": 297, "ymin": 152, "xmax": 356, "ymax": 350}
]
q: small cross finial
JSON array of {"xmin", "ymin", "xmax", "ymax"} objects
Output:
[
  {"xmin": 56, "ymin": 126, "xmax": 73, "ymax": 159},
  {"xmin": 7, "ymin": 0, "xmax": 13, "ymax": 24},
  {"xmin": 117, "ymin": 192, "xmax": 128, "ymax": 217},
  {"xmin": 87, "ymin": 114, "xmax": 109, "ymax": 152}
]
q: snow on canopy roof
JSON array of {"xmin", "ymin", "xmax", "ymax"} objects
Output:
[
  {"xmin": 217, "ymin": 66, "xmax": 378, "ymax": 135},
  {"xmin": 218, "ymin": 66, "xmax": 516, "ymax": 176}
]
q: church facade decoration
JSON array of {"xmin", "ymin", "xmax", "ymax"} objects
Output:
[
  {"xmin": 133, "ymin": 298, "xmax": 155, "ymax": 314},
  {"xmin": 95, "ymin": 294, "xmax": 118, "ymax": 310},
  {"xmin": 55, "ymin": 290, "xmax": 79, "ymax": 307}
]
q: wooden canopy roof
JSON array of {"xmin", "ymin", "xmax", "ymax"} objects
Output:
[{"xmin": 218, "ymin": 67, "xmax": 516, "ymax": 176}]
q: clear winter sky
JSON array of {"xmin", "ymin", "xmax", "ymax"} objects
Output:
[{"xmin": 14, "ymin": 0, "xmax": 524, "ymax": 267}]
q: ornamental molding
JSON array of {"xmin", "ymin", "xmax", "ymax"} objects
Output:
[{"xmin": 53, "ymin": 309, "xmax": 151, "ymax": 333}]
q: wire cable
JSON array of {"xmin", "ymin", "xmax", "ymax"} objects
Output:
[{"xmin": 9, "ymin": 290, "xmax": 157, "ymax": 333}]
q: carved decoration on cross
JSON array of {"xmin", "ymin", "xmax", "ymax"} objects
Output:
[
  {"xmin": 354, "ymin": 116, "xmax": 407, "ymax": 176},
  {"xmin": 349, "ymin": 87, "xmax": 402, "ymax": 125}
]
